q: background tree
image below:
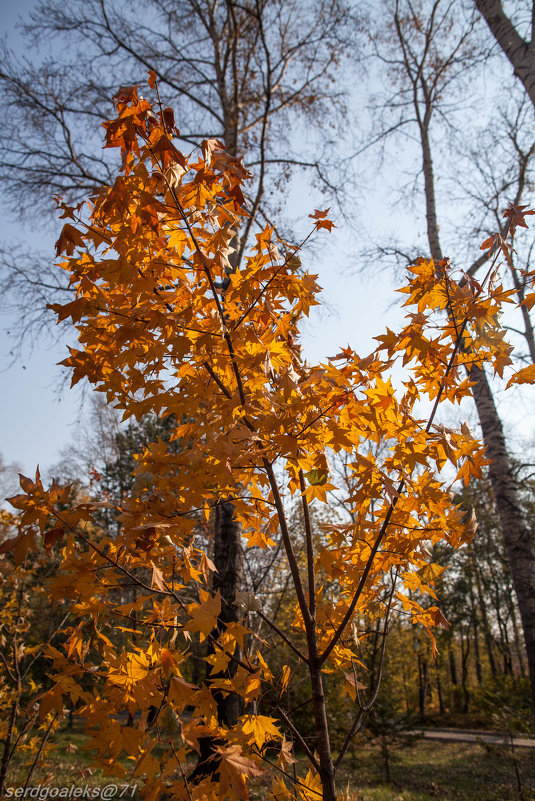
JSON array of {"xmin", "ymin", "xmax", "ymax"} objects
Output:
[
  {"xmin": 365, "ymin": 0, "xmax": 535, "ymax": 713},
  {"xmin": 0, "ymin": 0, "xmax": 352, "ymax": 348}
]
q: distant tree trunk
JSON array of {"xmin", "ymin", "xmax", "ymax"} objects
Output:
[
  {"xmin": 381, "ymin": 733, "xmax": 391, "ymax": 783},
  {"xmin": 473, "ymin": 555, "xmax": 498, "ymax": 676},
  {"xmin": 436, "ymin": 660, "xmax": 445, "ymax": 714},
  {"xmin": 448, "ymin": 645, "xmax": 459, "ymax": 711},
  {"xmin": 402, "ymin": 657, "xmax": 411, "ymax": 713},
  {"xmin": 469, "ymin": 573, "xmax": 483, "ymax": 684},
  {"xmin": 449, "ymin": 646, "xmax": 458, "ymax": 687},
  {"xmin": 418, "ymin": 654, "xmax": 428, "ymax": 717},
  {"xmin": 460, "ymin": 627, "xmax": 470, "ymax": 714},
  {"xmin": 510, "ymin": 600, "xmax": 527, "ymax": 679}
]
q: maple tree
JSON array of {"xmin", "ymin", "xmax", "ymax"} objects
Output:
[
  {"xmin": 0, "ymin": 4, "xmax": 350, "ymax": 740},
  {"xmin": 2, "ymin": 78, "xmax": 535, "ymax": 801}
]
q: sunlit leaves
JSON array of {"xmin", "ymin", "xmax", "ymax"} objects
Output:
[{"xmin": 4, "ymin": 80, "xmax": 535, "ymax": 801}]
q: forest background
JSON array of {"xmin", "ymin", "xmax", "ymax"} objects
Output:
[{"xmin": 2, "ymin": 1, "xmax": 535, "ymax": 800}]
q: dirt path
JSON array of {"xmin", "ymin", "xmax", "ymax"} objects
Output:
[{"xmin": 410, "ymin": 727, "xmax": 535, "ymax": 749}]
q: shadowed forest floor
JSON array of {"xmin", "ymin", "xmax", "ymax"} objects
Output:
[{"xmin": 7, "ymin": 731, "xmax": 535, "ymax": 801}]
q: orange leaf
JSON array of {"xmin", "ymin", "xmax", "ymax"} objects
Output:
[{"xmin": 506, "ymin": 363, "xmax": 535, "ymax": 388}]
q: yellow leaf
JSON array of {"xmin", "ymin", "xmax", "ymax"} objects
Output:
[
  {"xmin": 416, "ymin": 563, "xmax": 446, "ymax": 584},
  {"xmin": 240, "ymin": 714, "xmax": 281, "ymax": 748},
  {"xmin": 280, "ymin": 665, "xmax": 291, "ymax": 693},
  {"xmin": 160, "ymin": 649, "xmax": 177, "ymax": 677},
  {"xmin": 186, "ymin": 590, "xmax": 221, "ymax": 641},
  {"xmin": 304, "ymin": 469, "xmax": 329, "ymax": 486}
]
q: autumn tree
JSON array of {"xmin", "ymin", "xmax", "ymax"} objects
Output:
[
  {"xmin": 0, "ymin": 3, "xmax": 353, "ymax": 740},
  {"xmin": 3, "ymin": 80, "xmax": 534, "ymax": 801}
]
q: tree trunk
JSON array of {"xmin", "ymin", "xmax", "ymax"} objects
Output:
[
  {"xmin": 212, "ymin": 500, "xmax": 244, "ymax": 726},
  {"xmin": 460, "ymin": 627, "xmax": 470, "ymax": 714},
  {"xmin": 448, "ymin": 644, "xmax": 458, "ymax": 686},
  {"xmin": 191, "ymin": 500, "xmax": 244, "ymax": 781},
  {"xmin": 509, "ymin": 600, "xmax": 527, "ymax": 678},
  {"xmin": 436, "ymin": 661, "xmax": 445, "ymax": 714},
  {"xmin": 308, "ymin": 655, "xmax": 337, "ymax": 801},
  {"xmin": 475, "ymin": 0, "xmax": 535, "ymax": 112},
  {"xmin": 381, "ymin": 733, "xmax": 391, "ymax": 784},
  {"xmin": 449, "ymin": 643, "xmax": 463, "ymax": 712},
  {"xmin": 468, "ymin": 362, "xmax": 535, "ymax": 708},
  {"xmin": 418, "ymin": 654, "xmax": 428, "ymax": 717}
]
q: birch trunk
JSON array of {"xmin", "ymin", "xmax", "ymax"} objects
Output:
[
  {"xmin": 475, "ymin": 0, "xmax": 535, "ymax": 111},
  {"xmin": 468, "ymin": 363, "xmax": 535, "ymax": 704},
  {"xmin": 418, "ymin": 95, "xmax": 535, "ymax": 713}
]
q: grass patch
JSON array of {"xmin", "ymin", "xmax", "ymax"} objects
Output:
[{"xmin": 340, "ymin": 738, "xmax": 535, "ymax": 800}]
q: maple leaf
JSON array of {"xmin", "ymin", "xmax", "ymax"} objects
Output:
[
  {"xmin": 160, "ymin": 649, "xmax": 177, "ymax": 677},
  {"xmin": 277, "ymin": 737, "xmax": 296, "ymax": 769},
  {"xmin": 186, "ymin": 590, "xmax": 221, "ymax": 641},
  {"xmin": 202, "ymin": 138, "xmax": 226, "ymax": 166},
  {"xmin": 215, "ymin": 745, "xmax": 265, "ymax": 801},
  {"xmin": 506, "ymin": 363, "xmax": 535, "ymax": 388},
  {"xmin": 235, "ymin": 590, "xmax": 262, "ymax": 612},
  {"xmin": 55, "ymin": 223, "xmax": 86, "ymax": 256},
  {"xmin": 168, "ymin": 676, "xmax": 197, "ymax": 714},
  {"xmin": 343, "ymin": 672, "xmax": 366, "ymax": 693},
  {"xmin": 304, "ymin": 468, "xmax": 329, "ymax": 486},
  {"xmin": 181, "ymin": 719, "xmax": 219, "ymax": 754},
  {"xmin": 280, "ymin": 665, "xmax": 291, "ymax": 694},
  {"xmin": 0, "ymin": 529, "xmax": 37, "ymax": 564},
  {"xmin": 502, "ymin": 203, "xmax": 535, "ymax": 236},
  {"xmin": 240, "ymin": 714, "xmax": 281, "ymax": 748},
  {"xmin": 417, "ymin": 562, "xmax": 446, "ymax": 583},
  {"xmin": 308, "ymin": 207, "xmax": 336, "ymax": 232},
  {"xmin": 151, "ymin": 563, "xmax": 166, "ymax": 591}
]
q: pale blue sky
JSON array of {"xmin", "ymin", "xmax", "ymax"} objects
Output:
[{"xmin": 0, "ymin": 0, "xmax": 86, "ymax": 476}]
